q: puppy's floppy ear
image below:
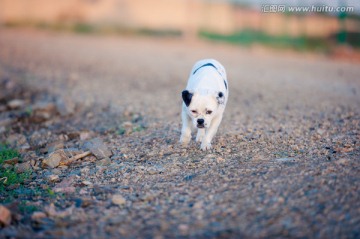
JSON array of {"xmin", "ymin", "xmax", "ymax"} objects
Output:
[
  {"xmin": 182, "ymin": 90, "xmax": 193, "ymax": 107},
  {"xmin": 216, "ymin": 91, "xmax": 225, "ymax": 105}
]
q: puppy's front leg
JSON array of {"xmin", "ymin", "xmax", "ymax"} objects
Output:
[
  {"xmin": 201, "ymin": 114, "xmax": 223, "ymax": 150},
  {"xmin": 180, "ymin": 109, "xmax": 192, "ymax": 146},
  {"xmin": 196, "ymin": 129, "xmax": 205, "ymax": 142}
]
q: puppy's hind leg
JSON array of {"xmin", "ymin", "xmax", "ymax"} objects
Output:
[
  {"xmin": 196, "ymin": 128, "xmax": 205, "ymax": 142},
  {"xmin": 180, "ymin": 110, "xmax": 192, "ymax": 146}
]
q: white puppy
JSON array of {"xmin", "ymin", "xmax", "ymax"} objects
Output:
[{"xmin": 180, "ymin": 59, "xmax": 228, "ymax": 150}]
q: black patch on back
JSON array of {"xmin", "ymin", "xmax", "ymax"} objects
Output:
[
  {"xmin": 182, "ymin": 90, "xmax": 193, "ymax": 107},
  {"xmin": 193, "ymin": 63, "xmax": 217, "ymax": 75},
  {"xmin": 193, "ymin": 63, "xmax": 227, "ymax": 89}
]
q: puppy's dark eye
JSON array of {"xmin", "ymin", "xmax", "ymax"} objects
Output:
[
  {"xmin": 206, "ymin": 110, "xmax": 213, "ymax": 115},
  {"xmin": 191, "ymin": 110, "xmax": 197, "ymax": 114}
]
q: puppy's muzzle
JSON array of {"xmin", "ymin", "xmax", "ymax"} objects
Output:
[{"xmin": 197, "ymin": 119, "xmax": 205, "ymax": 128}]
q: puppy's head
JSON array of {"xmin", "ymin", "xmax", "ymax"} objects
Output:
[{"xmin": 182, "ymin": 90, "xmax": 224, "ymax": 129}]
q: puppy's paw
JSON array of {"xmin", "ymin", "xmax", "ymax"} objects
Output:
[
  {"xmin": 200, "ymin": 142, "xmax": 212, "ymax": 151},
  {"xmin": 196, "ymin": 130, "xmax": 205, "ymax": 142}
]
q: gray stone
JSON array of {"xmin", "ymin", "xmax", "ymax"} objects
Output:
[
  {"xmin": 79, "ymin": 131, "xmax": 94, "ymax": 141},
  {"xmin": 111, "ymin": 194, "xmax": 126, "ymax": 206},
  {"xmin": 32, "ymin": 101, "xmax": 56, "ymax": 113},
  {"xmin": 0, "ymin": 117, "xmax": 15, "ymax": 127},
  {"xmin": 147, "ymin": 165, "xmax": 164, "ymax": 175},
  {"xmin": 80, "ymin": 166, "xmax": 90, "ymax": 175},
  {"xmin": 29, "ymin": 130, "xmax": 50, "ymax": 148},
  {"xmin": 7, "ymin": 133, "xmax": 27, "ymax": 148},
  {"xmin": 30, "ymin": 101, "xmax": 57, "ymax": 122},
  {"xmin": 83, "ymin": 138, "xmax": 112, "ymax": 159},
  {"xmin": 53, "ymin": 176, "xmax": 76, "ymax": 193},
  {"xmin": 31, "ymin": 212, "xmax": 47, "ymax": 222},
  {"xmin": 15, "ymin": 161, "xmax": 31, "ymax": 173},
  {"xmin": 0, "ymin": 126, "xmax": 5, "ymax": 134},
  {"xmin": 82, "ymin": 180, "xmax": 93, "ymax": 186},
  {"xmin": 42, "ymin": 150, "xmax": 67, "ymax": 168},
  {"xmin": 275, "ymin": 157, "xmax": 295, "ymax": 162},
  {"xmin": 7, "ymin": 99, "xmax": 25, "ymax": 109},
  {"xmin": 55, "ymin": 98, "xmax": 75, "ymax": 116},
  {"xmin": 6, "ymin": 133, "xmax": 30, "ymax": 152},
  {"xmin": 45, "ymin": 141, "xmax": 64, "ymax": 154},
  {"xmin": 47, "ymin": 174, "xmax": 60, "ymax": 182},
  {"xmin": 147, "ymin": 167, "xmax": 158, "ymax": 175},
  {"xmin": 51, "ymin": 168, "xmax": 62, "ymax": 175},
  {"xmin": 18, "ymin": 144, "xmax": 30, "ymax": 153},
  {"xmin": 0, "ymin": 205, "xmax": 11, "ymax": 226},
  {"xmin": 96, "ymin": 157, "xmax": 111, "ymax": 166},
  {"xmin": 0, "ymin": 105, "xmax": 6, "ymax": 112}
]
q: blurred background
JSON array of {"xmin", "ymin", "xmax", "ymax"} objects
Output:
[
  {"xmin": 0, "ymin": 2, "xmax": 359, "ymax": 237},
  {"xmin": 0, "ymin": 0, "xmax": 360, "ymax": 59}
]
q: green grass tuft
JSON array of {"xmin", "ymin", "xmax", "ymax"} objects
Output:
[
  {"xmin": 0, "ymin": 144, "xmax": 31, "ymax": 199},
  {"xmin": 0, "ymin": 144, "xmax": 20, "ymax": 163},
  {"xmin": 19, "ymin": 202, "xmax": 39, "ymax": 214},
  {"xmin": 1, "ymin": 168, "xmax": 31, "ymax": 186},
  {"xmin": 117, "ymin": 127, "xmax": 126, "ymax": 135},
  {"xmin": 199, "ymin": 29, "xmax": 331, "ymax": 52},
  {"xmin": 72, "ymin": 23, "xmax": 96, "ymax": 34},
  {"xmin": 132, "ymin": 125, "xmax": 146, "ymax": 133}
]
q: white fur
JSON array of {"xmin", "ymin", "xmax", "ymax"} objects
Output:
[{"xmin": 180, "ymin": 59, "xmax": 229, "ymax": 150}]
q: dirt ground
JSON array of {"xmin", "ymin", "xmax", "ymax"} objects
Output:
[{"xmin": 0, "ymin": 28, "xmax": 359, "ymax": 238}]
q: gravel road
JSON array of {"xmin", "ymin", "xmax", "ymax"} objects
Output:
[{"xmin": 0, "ymin": 28, "xmax": 359, "ymax": 238}]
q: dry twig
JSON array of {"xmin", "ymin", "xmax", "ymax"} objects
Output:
[{"xmin": 60, "ymin": 151, "xmax": 92, "ymax": 166}]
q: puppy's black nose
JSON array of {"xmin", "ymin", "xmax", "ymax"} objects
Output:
[{"xmin": 197, "ymin": 119, "xmax": 204, "ymax": 125}]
